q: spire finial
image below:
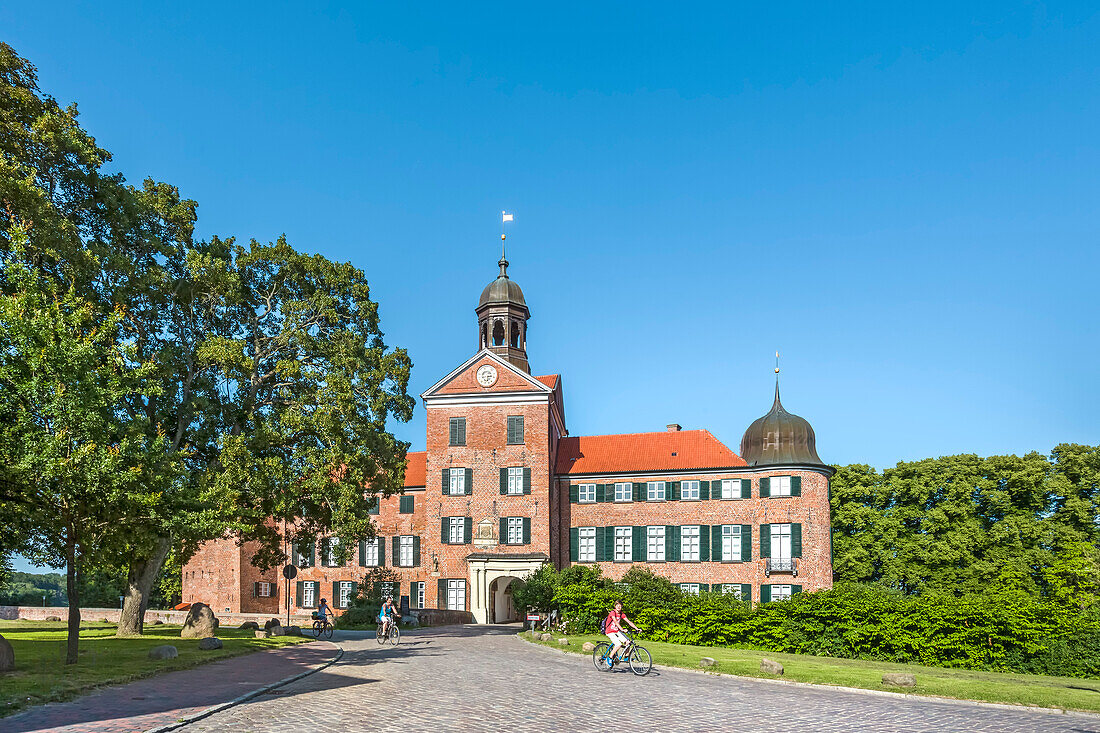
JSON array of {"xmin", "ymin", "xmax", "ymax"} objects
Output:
[{"xmin": 773, "ymin": 351, "xmax": 782, "ymax": 407}]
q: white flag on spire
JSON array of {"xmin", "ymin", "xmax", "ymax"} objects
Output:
[{"xmin": 502, "ymin": 212, "xmax": 514, "ymax": 222}]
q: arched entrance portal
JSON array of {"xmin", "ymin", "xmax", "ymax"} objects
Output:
[{"xmin": 488, "ymin": 576, "xmax": 521, "ymax": 623}]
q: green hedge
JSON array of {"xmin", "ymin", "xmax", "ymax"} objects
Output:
[{"xmin": 531, "ymin": 566, "xmax": 1100, "ymax": 678}]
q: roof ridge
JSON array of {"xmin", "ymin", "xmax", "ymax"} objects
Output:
[{"xmin": 565, "ymin": 429, "xmax": 709, "ymax": 439}]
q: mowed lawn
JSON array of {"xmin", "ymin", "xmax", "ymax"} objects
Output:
[
  {"xmin": 522, "ymin": 632, "xmax": 1100, "ymax": 714},
  {"xmin": 0, "ymin": 619, "xmax": 308, "ymax": 717}
]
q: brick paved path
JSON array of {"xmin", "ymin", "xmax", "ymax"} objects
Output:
[
  {"xmin": 182, "ymin": 626, "xmax": 1100, "ymax": 733},
  {"xmin": 3, "ymin": 641, "xmax": 338, "ymax": 733}
]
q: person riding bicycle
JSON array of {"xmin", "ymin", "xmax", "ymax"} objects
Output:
[
  {"xmin": 317, "ymin": 598, "xmax": 333, "ymax": 626},
  {"xmin": 603, "ymin": 600, "xmax": 639, "ymax": 668},
  {"xmin": 378, "ymin": 596, "xmax": 397, "ymax": 637}
]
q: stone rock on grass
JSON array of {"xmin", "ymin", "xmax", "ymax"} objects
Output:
[
  {"xmin": 198, "ymin": 637, "xmax": 223, "ymax": 650},
  {"xmin": 539, "ymin": 633, "xmax": 552, "ymax": 642},
  {"xmin": 582, "ymin": 642, "xmax": 596, "ymax": 652},
  {"xmin": 180, "ymin": 603, "xmax": 218, "ymax": 639},
  {"xmin": 254, "ymin": 630, "xmax": 270, "ymax": 639},
  {"xmin": 0, "ymin": 634, "xmax": 14, "ymax": 672},
  {"xmin": 148, "ymin": 645, "xmax": 178, "ymax": 660},
  {"xmin": 700, "ymin": 657, "xmax": 716, "ymax": 669},
  {"xmin": 45, "ymin": 616, "xmax": 61, "ymax": 622},
  {"xmin": 152, "ymin": 619, "xmax": 164, "ymax": 625},
  {"xmin": 557, "ymin": 638, "xmax": 569, "ymax": 646},
  {"xmin": 882, "ymin": 673, "xmax": 916, "ymax": 688},
  {"xmin": 286, "ymin": 626, "xmax": 302, "ymax": 636},
  {"xmin": 263, "ymin": 618, "xmax": 282, "ymax": 631},
  {"xmin": 239, "ymin": 621, "xmax": 259, "ymax": 630},
  {"xmin": 760, "ymin": 658, "xmax": 784, "ymax": 675}
]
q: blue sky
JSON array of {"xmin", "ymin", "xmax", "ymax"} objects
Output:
[{"xmin": 3, "ymin": 2, "xmax": 1098, "ymax": 516}]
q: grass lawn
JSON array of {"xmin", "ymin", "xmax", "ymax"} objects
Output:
[
  {"xmin": 520, "ymin": 631, "xmax": 1100, "ymax": 714},
  {"xmin": 0, "ymin": 619, "xmax": 310, "ymax": 717}
]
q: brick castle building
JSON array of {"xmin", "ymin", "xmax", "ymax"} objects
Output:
[{"xmin": 182, "ymin": 254, "xmax": 834, "ymax": 623}]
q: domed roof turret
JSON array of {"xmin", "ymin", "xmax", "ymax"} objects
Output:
[
  {"xmin": 740, "ymin": 380, "xmax": 825, "ymax": 467},
  {"xmin": 478, "ymin": 256, "xmax": 527, "ymax": 310}
]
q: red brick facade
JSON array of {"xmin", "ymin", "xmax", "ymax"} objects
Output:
[{"xmin": 183, "ymin": 259, "xmax": 833, "ymax": 620}]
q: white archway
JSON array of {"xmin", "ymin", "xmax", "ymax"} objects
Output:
[{"xmin": 466, "ymin": 554, "xmax": 547, "ymax": 624}]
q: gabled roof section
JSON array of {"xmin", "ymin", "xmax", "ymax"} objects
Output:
[
  {"xmin": 404, "ymin": 451, "xmax": 426, "ymax": 487},
  {"xmin": 421, "ymin": 349, "xmax": 552, "ymax": 399},
  {"xmin": 555, "ymin": 430, "xmax": 746, "ymax": 475},
  {"xmin": 535, "ymin": 374, "xmax": 559, "ymax": 390}
]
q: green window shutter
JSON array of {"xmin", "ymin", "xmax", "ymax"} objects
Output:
[
  {"xmin": 741, "ymin": 584, "xmax": 752, "ymax": 604},
  {"xmin": 442, "ymin": 468, "xmax": 449, "ymax": 495},
  {"xmin": 500, "ymin": 517, "xmax": 508, "ymax": 544},
  {"xmin": 507, "ymin": 417, "xmax": 515, "ymax": 444},
  {"xmin": 594, "ymin": 527, "xmax": 604, "ymax": 561},
  {"xmin": 760, "ymin": 477, "xmax": 770, "ymax": 498},
  {"xmin": 700, "ymin": 480, "xmax": 710, "ymax": 501},
  {"xmin": 633, "ymin": 482, "xmax": 644, "ymax": 501},
  {"xmin": 333, "ymin": 581, "xmax": 341, "ymax": 607},
  {"xmin": 523, "ymin": 468, "xmax": 531, "ymax": 494},
  {"xmin": 358, "ymin": 539, "xmax": 366, "ymax": 566},
  {"xmin": 306, "ymin": 542, "xmax": 315, "ymax": 567},
  {"xmin": 699, "ymin": 525, "xmax": 711, "ymax": 562},
  {"xmin": 669, "ymin": 525, "xmax": 681, "ymax": 561},
  {"xmin": 760, "ymin": 524, "xmax": 771, "ymax": 559},
  {"xmin": 319, "ymin": 538, "xmax": 328, "ymax": 566},
  {"xmin": 295, "ymin": 581, "xmax": 303, "ymax": 608},
  {"xmin": 711, "ymin": 525, "xmax": 723, "ymax": 561},
  {"xmin": 741, "ymin": 478, "xmax": 751, "ymax": 498},
  {"xmin": 791, "ymin": 475, "xmax": 802, "ymax": 496},
  {"xmin": 792, "ymin": 523, "xmax": 802, "ymax": 558},
  {"xmin": 741, "ymin": 525, "xmax": 752, "ymax": 562},
  {"xmin": 761, "ymin": 584, "xmax": 772, "ymax": 604},
  {"xmin": 670, "ymin": 481, "xmax": 681, "ymax": 501},
  {"xmin": 569, "ymin": 484, "xmax": 579, "ymax": 503},
  {"xmin": 604, "ymin": 526, "xmax": 615, "ymax": 561},
  {"xmin": 500, "ymin": 467, "xmax": 508, "ymax": 495},
  {"xmin": 569, "ymin": 528, "xmax": 579, "ymax": 561},
  {"xmin": 595, "ymin": 484, "xmax": 606, "ymax": 503},
  {"xmin": 440, "ymin": 517, "xmax": 448, "ymax": 544},
  {"xmin": 700, "ymin": 583, "xmax": 710, "ymax": 592},
  {"xmin": 449, "ymin": 418, "xmax": 457, "ymax": 445},
  {"xmin": 378, "ymin": 537, "xmax": 385, "ymax": 567},
  {"xmin": 412, "ymin": 536, "xmax": 420, "ymax": 567},
  {"xmin": 464, "ymin": 468, "xmax": 473, "ymax": 495},
  {"xmin": 392, "ymin": 537, "xmax": 400, "ymax": 566},
  {"xmin": 464, "ymin": 516, "xmax": 473, "ymax": 544},
  {"xmin": 459, "ymin": 419, "xmax": 466, "ymax": 445},
  {"xmin": 523, "ymin": 517, "xmax": 531, "ymax": 545},
  {"xmin": 400, "ymin": 495, "xmax": 413, "ymax": 514},
  {"xmin": 632, "ymin": 526, "xmax": 645, "ymax": 561},
  {"xmin": 253, "ymin": 582, "xmax": 259, "ymax": 598},
  {"xmin": 793, "ymin": 584, "xmax": 803, "ymax": 595},
  {"xmin": 438, "ymin": 579, "xmax": 447, "ymax": 609}
]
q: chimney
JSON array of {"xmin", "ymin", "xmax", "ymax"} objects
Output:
[{"xmin": 666, "ymin": 423, "xmax": 681, "ymax": 432}]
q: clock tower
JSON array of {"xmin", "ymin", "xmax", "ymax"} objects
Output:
[{"xmin": 475, "ymin": 255, "xmax": 531, "ymax": 373}]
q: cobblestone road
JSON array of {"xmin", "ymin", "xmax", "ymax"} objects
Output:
[{"xmin": 183, "ymin": 626, "xmax": 1100, "ymax": 733}]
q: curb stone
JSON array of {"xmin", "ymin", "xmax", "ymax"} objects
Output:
[
  {"xmin": 142, "ymin": 641, "xmax": 343, "ymax": 733},
  {"xmin": 513, "ymin": 634, "xmax": 1100, "ymax": 721}
]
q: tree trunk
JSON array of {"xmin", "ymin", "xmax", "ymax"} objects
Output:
[
  {"xmin": 65, "ymin": 532, "xmax": 80, "ymax": 665},
  {"xmin": 117, "ymin": 536, "xmax": 171, "ymax": 637}
]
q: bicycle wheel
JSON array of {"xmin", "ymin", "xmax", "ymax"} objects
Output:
[
  {"xmin": 312, "ymin": 621, "xmax": 323, "ymax": 638},
  {"xmin": 323, "ymin": 622, "xmax": 333, "ymax": 639},
  {"xmin": 376, "ymin": 622, "xmax": 386, "ymax": 644},
  {"xmin": 390, "ymin": 625, "xmax": 400, "ymax": 645},
  {"xmin": 628, "ymin": 644, "xmax": 652, "ymax": 676},
  {"xmin": 592, "ymin": 642, "xmax": 613, "ymax": 672}
]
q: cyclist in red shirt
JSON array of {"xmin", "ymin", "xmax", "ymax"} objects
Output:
[{"xmin": 603, "ymin": 600, "xmax": 640, "ymax": 667}]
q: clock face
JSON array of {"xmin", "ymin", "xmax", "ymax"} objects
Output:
[{"xmin": 476, "ymin": 364, "xmax": 498, "ymax": 387}]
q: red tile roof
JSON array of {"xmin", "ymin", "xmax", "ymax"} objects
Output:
[
  {"xmin": 555, "ymin": 430, "xmax": 746, "ymax": 475},
  {"xmin": 404, "ymin": 451, "xmax": 426, "ymax": 487},
  {"xmin": 535, "ymin": 374, "xmax": 559, "ymax": 390}
]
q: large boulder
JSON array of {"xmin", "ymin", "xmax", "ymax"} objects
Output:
[
  {"xmin": 700, "ymin": 657, "xmax": 717, "ymax": 669},
  {"xmin": 582, "ymin": 642, "xmax": 596, "ymax": 652},
  {"xmin": 0, "ymin": 634, "xmax": 14, "ymax": 672},
  {"xmin": 44, "ymin": 615, "xmax": 61, "ymax": 622},
  {"xmin": 180, "ymin": 603, "xmax": 218, "ymax": 639},
  {"xmin": 286, "ymin": 625, "xmax": 302, "ymax": 637},
  {"xmin": 151, "ymin": 619, "xmax": 164, "ymax": 626},
  {"xmin": 239, "ymin": 621, "xmax": 259, "ymax": 630},
  {"xmin": 760, "ymin": 658, "xmax": 784, "ymax": 675},
  {"xmin": 263, "ymin": 618, "xmax": 282, "ymax": 632},
  {"xmin": 148, "ymin": 645, "xmax": 178, "ymax": 660},
  {"xmin": 882, "ymin": 672, "xmax": 916, "ymax": 688},
  {"xmin": 254, "ymin": 630, "xmax": 269, "ymax": 639},
  {"xmin": 198, "ymin": 637, "xmax": 223, "ymax": 650}
]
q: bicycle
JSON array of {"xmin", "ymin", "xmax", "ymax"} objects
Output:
[
  {"xmin": 592, "ymin": 630, "xmax": 652, "ymax": 676},
  {"xmin": 376, "ymin": 618, "xmax": 400, "ymax": 645},
  {"xmin": 311, "ymin": 614, "xmax": 334, "ymax": 639}
]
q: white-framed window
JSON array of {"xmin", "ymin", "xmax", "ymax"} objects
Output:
[
  {"xmin": 771, "ymin": 584, "xmax": 793, "ymax": 601},
  {"xmin": 721, "ymin": 479, "xmax": 742, "ymax": 499},
  {"xmin": 447, "ymin": 579, "xmax": 466, "ymax": 611},
  {"xmin": 448, "ymin": 517, "xmax": 465, "ymax": 544},
  {"xmin": 721, "ymin": 525, "xmax": 742, "ymax": 562},
  {"xmin": 338, "ymin": 581, "xmax": 356, "ymax": 608},
  {"xmin": 614, "ymin": 482, "xmax": 633, "ymax": 502},
  {"xmin": 257, "ymin": 582, "xmax": 273, "ymax": 598},
  {"xmin": 507, "ymin": 467, "xmax": 524, "ymax": 495},
  {"xmin": 303, "ymin": 581, "xmax": 317, "ymax": 608},
  {"xmin": 772, "ymin": 523, "xmax": 792, "ymax": 560},
  {"xmin": 578, "ymin": 483, "xmax": 596, "ymax": 503},
  {"xmin": 647, "ymin": 526, "xmax": 665, "ymax": 562},
  {"xmin": 323, "ymin": 538, "xmax": 341, "ymax": 566},
  {"xmin": 721, "ymin": 584, "xmax": 743, "ymax": 599},
  {"xmin": 681, "ymin": 583, "xmax": 701, "ymax": 595},
  {"xmin": 578, "ymin": 527, "xmax": 596, "ymax": 562},
  {"xmin": 771, "ymin": 476, "xmax": 792, "ymax": 496},
  {"xmin": 647, "ymin": 481, "xmax": 666, "ymax": 501},
  {"xmin": 449, "ymin": 469, "xmax": 466, "ymax": 496},
  {"xmin": 614, "ymin": 527, "xmax": 632, "ymax": 562},
  {"xmin": 381, "ymin": 581, "xmax": 395, "ymax": 599},
  {"xmin": 413, "ymin": 581, "xmax": 425, "ymax": 609},
  {"xmin": 681, "ymin": 525, "xmax": 701, "ymax": 561},
  {"xmin": 399, "ymin": 535, "xmax": 413, "ymax": 567},
  {"xmin": 681, "ymin": 480, "xmax": 701, "ymax": 500},
  {"xmin": 507, "ymin": 517, "xmax": 523, "ymax": 545},
  {"xmin": 362, "ymin": 538, "xmax": 380, "ymax": 567}
]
